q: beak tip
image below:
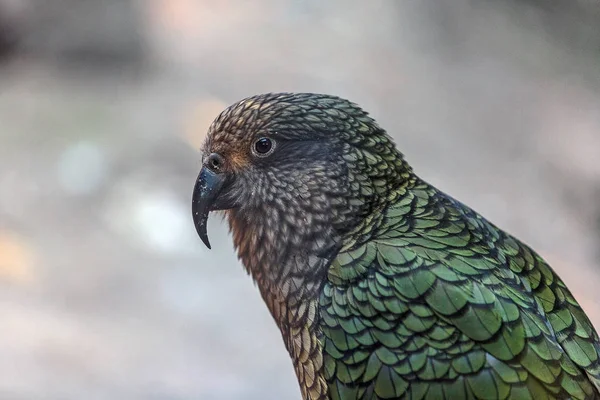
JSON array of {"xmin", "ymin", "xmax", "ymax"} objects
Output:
[
  {"xmin": 201, "ymin": 235, "xmax": 212, "ymax": 250},
  {"xmin": 193, "ymin": 216, "xmax": 213, "ymax": 250}
]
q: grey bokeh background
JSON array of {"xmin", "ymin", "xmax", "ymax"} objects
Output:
[{"xmin": 1, "ymin": 1, "xmax": 600, "ymax": 399}]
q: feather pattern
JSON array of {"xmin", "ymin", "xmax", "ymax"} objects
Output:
[{"xmin": 321, "ymin": 179, "xmax": 600, "ymax": 399}]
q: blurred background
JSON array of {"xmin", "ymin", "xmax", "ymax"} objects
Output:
[{"xmin": 0, "ymin": 0, "xmax": 600, "ymax": 399}]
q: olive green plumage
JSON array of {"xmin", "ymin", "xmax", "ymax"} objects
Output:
[
  {"xmin": 192, "ymin": 93, "xmax": 600, "ymax": 400},
  {"xmin": 321, "ymin": 179, "xmax": 600, "ymax": 399}
]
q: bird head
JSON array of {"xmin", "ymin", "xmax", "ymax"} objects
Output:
[{"xmin": 192, "ymin": 93, "xmax": 412, "ymax": 258}]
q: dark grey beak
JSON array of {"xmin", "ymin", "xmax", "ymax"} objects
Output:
[{"xmin": 191, "ymin": 166, "xmax": 225, "ymax": 249}]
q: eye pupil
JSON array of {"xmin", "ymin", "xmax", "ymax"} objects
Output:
[{"xmin": 255, "ymin": 138, "xmax": 272, "ymax": 154}]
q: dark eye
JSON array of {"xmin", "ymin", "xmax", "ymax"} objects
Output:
[{"xmin": 253, "ymin": 137, "xmax": 274, "ymax": 156}]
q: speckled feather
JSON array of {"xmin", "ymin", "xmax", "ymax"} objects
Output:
[{"xmin": 201, "ymin": 93, "xmax": 600, "ymax": 400}]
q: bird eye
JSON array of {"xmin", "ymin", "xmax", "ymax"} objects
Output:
[
  {"xmin": 206, "ymin": 152, "xmax": 224, "ymax": 171},
  {"xmin": 253, "ymin": 137, "xmax": 274, "ymax": 156}
]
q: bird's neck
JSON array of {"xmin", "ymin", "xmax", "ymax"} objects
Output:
[
  {"xmin": 227, "ymin": 207, "xmax": 336, "ymax": 301},
  {"xmin": 227, "ymin": 207, "xmax": 335, "ymax": 400},
  {"xmin": 226, "ymin": 177, "xmax": 418, "ymax": 319}
]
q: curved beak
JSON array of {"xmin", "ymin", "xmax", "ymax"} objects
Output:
[{"xmin": 191, "ymin": 166, "xmax": 226, "ymax": 249}]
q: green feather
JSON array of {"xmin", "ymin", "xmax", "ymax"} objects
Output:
[{"xmin": 319, "ymin": 179, "xmax": 600, "ymax": 399}]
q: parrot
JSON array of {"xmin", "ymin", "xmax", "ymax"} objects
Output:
[{"xmin": 191, "ymin": 92, "xmax": 600, "ymax": 400}]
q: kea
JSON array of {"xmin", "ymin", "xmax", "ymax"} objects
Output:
[{"xmin": 191, "ymin": 93, "xmax": 600, "ymax": 400}]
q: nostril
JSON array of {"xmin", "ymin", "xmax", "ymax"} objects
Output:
[{"xmin": 207, "ymin": 153, "xmax": 224, "ymax": 171}]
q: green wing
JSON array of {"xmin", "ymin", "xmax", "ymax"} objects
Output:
[{"xmin": 319, "ymin": 182, "xmax": 600, "ymax": 400}]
